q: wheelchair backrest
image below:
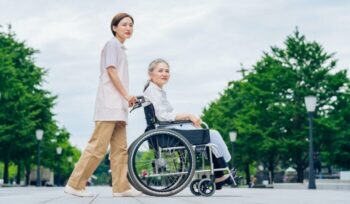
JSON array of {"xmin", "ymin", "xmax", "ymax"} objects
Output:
[{"xmin": 143, "ymin": 103, "xmax": 157, "ymax": 131}]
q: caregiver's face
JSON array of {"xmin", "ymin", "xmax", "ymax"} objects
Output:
[
  {"xmin": 150, "ymin": 62, "xmax": 170, "ymax": 88},
  {"xmin": 113, "ymin": 17, "xmax": 134, "ymax": 42}
]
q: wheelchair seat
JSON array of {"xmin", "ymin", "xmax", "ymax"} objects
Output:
[{"xmin": 143, "ymin": 103, "xmax": 210, "ymax": 145}]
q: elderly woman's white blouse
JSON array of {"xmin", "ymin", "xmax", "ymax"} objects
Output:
[
  {"xmin": 143, "ymin": 82, "xmax": 177, "ymax": 121},
  {"xmin": 143, "ymin": 81, "xmax": 232, "ymax": 162}
]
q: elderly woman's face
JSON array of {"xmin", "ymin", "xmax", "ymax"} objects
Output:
[{"xmin": 150, "ymin": 62, "xmax": 170, "ymax": 87}]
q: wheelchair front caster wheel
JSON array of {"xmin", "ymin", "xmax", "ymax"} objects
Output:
[
  {"xmin": 190, "ymin": 179, "xmax": 201, "ymax": 196},
  {"xmin": 198, "ymin": 178, "xmax": 215, "ymax": 197}
]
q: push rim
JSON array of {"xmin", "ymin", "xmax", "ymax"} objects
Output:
[{"xmin": 128, "ymin": 129, "xmax": 195, "ymax": 196}]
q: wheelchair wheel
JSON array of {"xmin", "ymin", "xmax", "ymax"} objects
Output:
[
  {"xmin": 190, "ymin": 179, "xmax": 201, "ymax": 196},
  {"xmin": 127, "ymin": 140, "xmax": 143, "ymax": 191},
  {"xmin": 198, "ymin": 179, "xmax": 215, "ymax": 197},
  {"xmin": 128, "ymin": 129, "xmax": 196, "ymax": 196},
  {"xmin": 127, "ymin": 171, "xmax": 142, "ymax": 191}
]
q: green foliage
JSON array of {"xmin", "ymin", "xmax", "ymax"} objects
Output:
[
  {"xmin": 0, "ymin": 162, "xmax": 3, "ymax": 179},
  {"xmin": 93, "ymin": 155, "xmax": 111, "ymax": 185},
  {"xmin": 202, "ymin": 29, "xmax": 350, "ymax": 182},
  {"xmin": 93, "ymin": 172, "xmax": 110, "ymax": 186},
  {"xmin": 135, "ymin": 151, "xmax": 155, "ymax": 174},
  {"xmin": 0, "ymin": 162, "xmax": 21, "ymax": 183},
  {"xmin": 0, "ymin": 25, "xmax": 81, "ymax": 184}
]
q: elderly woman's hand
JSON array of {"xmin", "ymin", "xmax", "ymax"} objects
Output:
[{"xmin": 189, "ymin": 115, "xmax": 202, "ymax": 128}]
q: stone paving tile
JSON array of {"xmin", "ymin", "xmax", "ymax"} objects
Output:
[{"xmin": 0, "ymin": 186, "xmax": 350, "ymax": 204}]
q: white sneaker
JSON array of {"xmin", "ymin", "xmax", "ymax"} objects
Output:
[
  {"xmin": 64, "ymin": 185, "xmax": 95, "ymax": 197},
  {"xmin": 113, "ymin": 188, "xmax": 143, "ymax": 197}
]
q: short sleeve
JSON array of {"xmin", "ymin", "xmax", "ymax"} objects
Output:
[{"xmin": 104, "ymin": 41, "xmax": 119, "ymax": 69}]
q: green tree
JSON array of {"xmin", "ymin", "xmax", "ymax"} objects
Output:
[
  {"xmin": 0, "ymin": 26, "xmax": 45, "ymax": 184},
  {"xmin": 203, "ymin": 80, "xmax": 262, "ymax": 185},
  {"xmin": 202, "ymin": 29, "xmax": 350, "ymax": 183},
  {"xmin": 321, "ymin": 84, "xmax": 350, "ymax": 170},
  {"xmin": 0, "ymin": 26, "xmax": 80, "ymax": 185}
]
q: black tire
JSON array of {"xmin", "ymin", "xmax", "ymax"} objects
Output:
[
  {"xmin": 127, "ymin": 172, "xmax": 142, "ymax": 191},
  {"xmin": 190, "ymin": 179, "xmax": 201, "ymax": 196},
  {"xmin": 128, "ymin": 129, "xmax": 196, "ymax": 196},
  {"xmin": 198, "ymin": 178, "xmax": 215, "ymax": 197},
  {"xmin": 127, "ymin": 140, "xmax": 142, "ymax": 191}
]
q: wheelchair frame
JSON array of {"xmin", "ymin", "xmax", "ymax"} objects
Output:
[{"xmin": 127, "ymin": 96, "xmax": 236, "ymax": 196}]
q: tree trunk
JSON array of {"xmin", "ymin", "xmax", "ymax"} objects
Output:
[
  {"xmin": 16, "ymin": 161, "xmax": 21, "ymax": 185},
  {"xmin": 245, "ymin": 163, "xmax": 251, "ymax": 187},
  {"xmin": 25, "ymin": 162, "xmax": 31, "ymax": 186},
  {"xmin": 3, "ymin": 150, "xmax": 9, "ymax": 184},
  {"xmin": 296, "ymin": 164, "xmax": 304, "ymax": 183},
  {"xmin": 327, "ymin": 165, "xmax": 332, "ymax": 174},
  {"xmin": 268, "ymin": 163, "xmax": 275, "ymax": 184}
]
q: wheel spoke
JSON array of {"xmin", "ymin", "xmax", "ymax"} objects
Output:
[{"xmin": 129, "ymin": 130, "xmax": 195, "ymax": 195}]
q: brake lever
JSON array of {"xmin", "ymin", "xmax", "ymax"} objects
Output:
[
  {"xmin": 130, "ymin": 103, "xmax": 141, "ymax": 113},
  {"xmin": 129, "ymin": 96, "xmax": 146, "ymax": 113}
]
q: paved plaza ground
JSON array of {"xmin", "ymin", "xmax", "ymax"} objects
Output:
[{"xmin": 1, "ymin": 186, "xmax": 349, "ymax": 204}]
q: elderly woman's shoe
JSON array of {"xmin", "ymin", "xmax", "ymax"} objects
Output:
[{"xmin": 215, "ymin": 175, "xmax": 234, "ymax": 190}]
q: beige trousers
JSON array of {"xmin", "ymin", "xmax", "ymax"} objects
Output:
[{"xmin": 67, "ymin": 121, "xmax": 131, "ymax": 193}]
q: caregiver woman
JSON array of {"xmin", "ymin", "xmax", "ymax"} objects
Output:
[
  {"xmin": 143, "ymin": 58, "xmax": 234, "ymax": 190},
  {"xmin": 64, "ymin": 13, "xmax": 142, "ymax": 197}
]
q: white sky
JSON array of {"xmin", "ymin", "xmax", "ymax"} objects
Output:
[{"xmin": 1, "ymin": 0, "xmax": 349, "ymax": 150}]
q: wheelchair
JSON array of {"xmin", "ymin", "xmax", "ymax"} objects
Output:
[{"xmin": 127, "ymin": 96, "xmax": 236, "ymax": 197}]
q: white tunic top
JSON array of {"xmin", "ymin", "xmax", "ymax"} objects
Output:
[
  {"xmin": 93, "ymin": 38, "xmax": 129, "ymax": 122},
  {"xmin": 143, "ymin": 82, "xmax": 177, "ymax": 121}
]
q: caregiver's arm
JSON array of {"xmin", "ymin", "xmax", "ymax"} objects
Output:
[{"xmin": 107, "ymin": 67, "xmax": 135, "ymax": 105}]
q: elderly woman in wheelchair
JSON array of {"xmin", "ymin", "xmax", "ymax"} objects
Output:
[{"xmin": 127, "ymin": 59, "xmax": 236, "ymax": 196}]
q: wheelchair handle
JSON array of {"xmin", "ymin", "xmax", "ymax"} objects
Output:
[{"xmin": 130, "ymin": 96, "xmax": 150, "ymax": 113}]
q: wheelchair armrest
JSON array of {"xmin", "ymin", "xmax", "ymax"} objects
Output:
[{"xmin": 157, "ymin": 120, "xmax": 193, "ymax": 126}]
